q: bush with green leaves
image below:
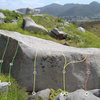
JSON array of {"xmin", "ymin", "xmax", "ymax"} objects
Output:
[{"xmin": 0, "ymin": 73, "xmax": 28, "ymax": 100}]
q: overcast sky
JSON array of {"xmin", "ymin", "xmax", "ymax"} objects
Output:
[{"xmin": 0, "ymin": 0, "xmax": 100, "ymax": 10}]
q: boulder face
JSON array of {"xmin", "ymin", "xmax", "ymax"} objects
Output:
[
  {"xmin": 23, "ymin": 17, "xmax": 48, "ymax": 33},
  {"xmin": 50, "ymin": 28, "xmax": 70, "ymax": 39},
  {"xmin": 54, "ymin": 89, "xmax": 100, "ymax": 100},
  {"xmin": 0, "ymin": 30, "xmax": 100, "ymax": 92}
]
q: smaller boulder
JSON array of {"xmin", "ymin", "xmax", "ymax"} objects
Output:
[
  {"xmin": 59, "ymin": 27, "xmax": 65, "ymax": 30},
  {"xmin": 0, "ymin": 82, "xmax": 10, "ymax": 94},
  {"xmin": 0, "ymin": 12, "xmax": 6, "ymax": 19},
  {"xmin": 50, "ymin": 28, "xmax": 70, "ymax": 39},
  {"xmin": 78, "ymin": 27, "xmax": 85, "ymax": 33},
  {"xmin": 10, "ymin": 19, "xmax": 17, "ymax": 24},
  {"xmin": 36, "ymin": 88, "xmax": 51, "ymax": 100},
  {"xmin": 64, "ymin": 22, "xmax": 70, "ymax": 26},
  {"xmin": 23, "ymin": 17, "xmax": 48, "ymax": 33}
]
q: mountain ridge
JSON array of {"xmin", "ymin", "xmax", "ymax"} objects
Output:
[{"xmin": 37, "ymin": 1, "xmax": 100, "ymax": 17}]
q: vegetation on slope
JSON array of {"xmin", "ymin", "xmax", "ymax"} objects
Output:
[
  {"xmin": 80, "ymin": 21, "xmax": 100, "ymax": 37},
  {"xmin": 0, "ymin": 74, "xmax": 28, "ymax": 100},
  {"xmin": 0, "ymin": 9, "xmax": 100, "ymax": 48}
]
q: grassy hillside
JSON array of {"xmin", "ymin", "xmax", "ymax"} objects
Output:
[
  {"xmin": 0, "ymin": 9, "xmax": 100, "ymax": 48},
  {"xmin": 81, "ymin": 21, "xmax": 100, "ymax": 37}
]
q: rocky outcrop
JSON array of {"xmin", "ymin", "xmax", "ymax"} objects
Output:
[
  {"xmin": 0, "ymin": 12, "xmax": 6, "ymax": 24},
  {"xmin": 50, "ymin": 28, "xmax": 70, "ymax": 39},
  {"xmin": 54, "ymin": 89, "xmax": 100, "ymax": 100},
  {"xmin": 0, "ymin": 12, "xmax": 6, "ymax": 19},
  {"xmin": 16, "ymin": 8, "xmax": 40, "ymax": 15},
  {"xmin": 23, "ymin": 17, "xmax": 48, "ymax": 33},
  {"xmin": 0, "ymin": 30, "xmax": 100, "ymax": 92},
  {"xmin": 78, "ymin": 27, "xmax": 85, "ymax": 33}
]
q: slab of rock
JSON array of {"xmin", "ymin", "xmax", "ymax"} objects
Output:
[
  {"xmin": 23, "ymin": 17, "xmax": 48, "ymax": 33},
  {"xmin": 0, "ymin": 12, "xmax": 6, "ymax": 19},
  {"xmin": 54, "ymin": 89, "xmax": 100, "ymax": 100},
  {"xmin": 78, "ymin": 27, "xmax": 85, "ymax": 33},
  {"xmin": 50, "ymin": 28, "xmax": 70, "ymax": 39},
  {"xmin": 0, "ymin": 30, "xmax": 100, "ymax": 92}
]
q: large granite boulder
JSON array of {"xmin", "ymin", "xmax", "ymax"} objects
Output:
[
  {"xmin": 23, "ymin": 17, "xmax": 48, "ymax": 33},
  {"xmin": 50, "ymin": 28, "xmax": 70, "ymax": 39},
  {"xmin": 0, "ymin": 30, "xmax": 100, "ymax": 92},
  {"xmin": 54, "ymin": 89, "xmax": 100, "ymax": 100}
]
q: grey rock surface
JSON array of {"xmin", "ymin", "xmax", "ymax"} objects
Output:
[
  {"xmin": 23, "ymin": 17, "xmax": 48, "ymax": 33},
  {"xmin": 0, "ymin": 12, "xmax": 6, "ymax": 19},
  {"xmin": 0, "ymin": 30, "xmax": 100, "ymax": 92},
  {"xmin": 54, "ymin": 89, "xmax": 100, "ymax": 100},
  {"xmin": 50, "ymin": 28, "xmax": 69, "ymax": 39},
  {"xmin": 78, "ymin": 27, "xmax": 85, "ymax": 33},
  {"xmin": 37, "ymin": 88, "xmax": 51, "ymax": 100}
]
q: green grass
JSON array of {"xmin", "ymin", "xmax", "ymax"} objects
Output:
[
  {"xmin": 81, "ymin": 21, "xmax": 100, "ymax": 37},
  {"xmin": 0, "ymin": 9, "xmax": 23, "ymax": 22},
  {"xmin": 0, "ymin": 9, "xmax": 100, "ymax": 48},
  {"xmin": 0, "ymin": 74, "xmax": 28, "ymax": 100}
]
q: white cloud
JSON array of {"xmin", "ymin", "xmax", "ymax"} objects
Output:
[
  {"xmin": 0, "ymin": 0, "xmax": 45, "ymax": 10},
  {"xmin": 54, "ymin": 1, "xmax": 61, "ymax": 4}
]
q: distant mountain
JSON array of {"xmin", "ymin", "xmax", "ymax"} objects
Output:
[{"xmin": 37, "ymin": 1, "xmax": 100, "ymax": 17}]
